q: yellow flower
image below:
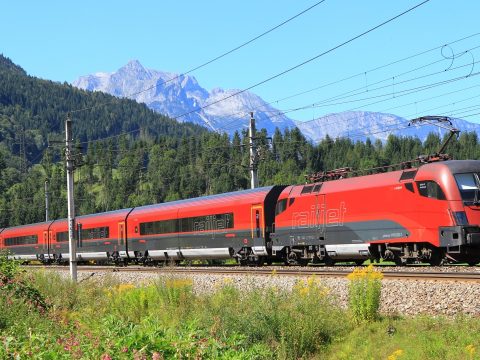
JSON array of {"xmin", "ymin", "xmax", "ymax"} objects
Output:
[
  {"xmin": 166, "ymin": 278, "xmax": 193, "ymax": 289},
  {"xmin": 222, "ymin": 277, "xmax": 233, "ymax": 285},
  {"xmin": 116, "ymin": 283, "xmax": 135, "ymax": 293},
  {"xmin": 347, "ymin": 264, "xmax": 383, "ymax": 281},
  {"xmin": 466, "ymin": 344, "xmax": 476, "ymax": 358},
  {"xmin": 387, "ymin": 349, "xmax": 404, "ymax": 360}
]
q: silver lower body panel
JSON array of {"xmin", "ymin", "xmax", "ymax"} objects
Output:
[
  {"xmin": 61, "ymin": 252, "xmax": 109, "ymax": 261},
  {"xmin": 252, "ymin": 246, "xmax": 268, "ymax": 256},
  {"xmin": 149, "ymin": 248, "xmax": 232, "ymax": 260},
  {"xmin": 11, "ymin": 254, "xmax": 38, "ymax": 261},
  {"xmin": 118, "ymin": 251, "xmax": 135, "ymax": 258},
  {"xmin": 325, "ymin": 244, "xmax": 370, "ymax": 259},
  {"xmin": 181, "ymin": 248, "xmax": 232, "ymax": 259}
]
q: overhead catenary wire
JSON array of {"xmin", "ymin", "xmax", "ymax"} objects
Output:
[
  {"xmin": 69, "ymin": 0, "xmax": 438, "ymax": 149},
  {"xmin": 211, "ymin": 43, "xmax": 480, "ymax": 133},
  {"xmin": 213, "ymin": 36, "xmax": 480, "ymax": 131},
  {"xmin": 69, "ymin": 0, "xmax": 328, "ymax": 115},
  {"xmin": 170, "ymin": 0, "xmax": 431, "ymax": 122},
  {"xmin": 262, "ymin": 69, "xmax": 480, "ymax": 127}
]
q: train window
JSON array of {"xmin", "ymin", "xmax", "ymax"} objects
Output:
[
  {"xmin": 79, "ymin": 226, "xmax": 110, "ymax": 240},
  {"xmin": 301, "ymin": 185, "xmax": 314, "ymax": 194},
  {"xmin": 454, "ymin": 173, "xmax": 480, "ymax": 202},
  {"xmin": 181, "ymin": 213, "xmax": 234, "ymax": 232},
  {"xmin": 400, "ymin": 170, "xmax": 417, "ymax": 181},
  {"xmin": 275, "ymin": 199, "xmax": 288, "ymax": 215},
  {"xmin": 140, "ymin": 213, "xmax": 234, "ymax": 235},
  {"xmin": 416, "ymin": 181, "xmax": 446, "ymax": 200},
  {"xmin": 289, "ymin": 197, "xmax": 295, "ymax": 206},
  {"xmin": 313, "ymin": 183, "xmax": 323, "ymax": 192},
  {"xmin": 4, "ymin": 234, "xmax": 38, "ymax": 246},
  {"xmin": 404, "ymin": 183, "xmax": 414, "ymax": 193},
  {"xmin": 56, "ymin": 231, "xmax": 69, "ymax": 242}
]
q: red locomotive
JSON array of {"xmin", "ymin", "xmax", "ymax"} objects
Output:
[{"xmin": 1, "ymin": 160, "xmax": 480, "ymax": 266}]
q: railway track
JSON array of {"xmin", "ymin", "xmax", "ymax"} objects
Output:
[{"xmin": 23, "ymin": 265, "xmax": 480, "ymax": 282}]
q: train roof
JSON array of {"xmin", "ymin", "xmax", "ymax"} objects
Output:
[
  {"xmin": 77, "ymin": 207, "xmax": 132, "ymax": 220},
  {"xmin": 1, "ymin": 220, "xmax": 55, "ymax": 232},
  {"xmin": 440, "ymin": 160, "xmax": 480, "ymax": 174},
  {"xmin": 132, "ymin": 186, "xmax": 276, "ymax": 214},
  {"xmin": 288, "ymin": 160, "xmax": 480, "ymax": 196}
]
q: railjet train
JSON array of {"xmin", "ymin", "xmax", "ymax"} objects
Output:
[{"xmin": 1, "ymin": 160, "xmax": 480, "ymax": 266}]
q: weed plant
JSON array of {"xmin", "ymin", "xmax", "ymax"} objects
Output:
[
  {"xmin": 347, "ymin": 264, "xmax": 383, "ymax": 324},
  {"xmin": 1, "ymin": 260, "xmax": 479, "ymax": 359}
]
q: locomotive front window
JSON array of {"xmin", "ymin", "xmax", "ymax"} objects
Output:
[
  {"xmin": 416, "ymin": 181, "xmax": 446, "ymax": 200},
  {"xmin": 454, "ymin": 173, "xmax": 480, "ymax": 202}
]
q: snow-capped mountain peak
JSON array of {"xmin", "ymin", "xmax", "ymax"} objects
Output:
[
  {"xmin": 73, "ymin": 60, "xmax": 296, "ymax": 134},
  {"xmin": 73, "ymin": 61, "xmax": 480, "ymax": 142}
]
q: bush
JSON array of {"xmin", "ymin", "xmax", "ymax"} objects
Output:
[
  {"xmin": 0, "ymin": 250, "xmax": 50, "ymax": 313},
  {"xmin": 201, "ymin": 276, "xmax": 347, "ymax": 359},
  {"xmin": 347, "ymin": 264, "xmax": 383, "ymax": 324}
]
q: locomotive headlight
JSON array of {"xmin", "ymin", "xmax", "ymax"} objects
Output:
[{"xmin": 453, "ymin": 211, "xmax": 469, "ymax": 225}]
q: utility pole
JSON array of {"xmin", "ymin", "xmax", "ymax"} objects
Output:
[
  {"xmin": 249, "ymin": 112, "xmax": 259, "ymax": 189},
  {"xmin": 65, "ymin": 114, "xmax": 77, "ymax": 282},
  {"xmin": 44, "ymin": 179, "xmax": 49, "ymax": 222}
]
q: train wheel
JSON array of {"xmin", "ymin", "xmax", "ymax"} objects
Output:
[
  {"xmin": 324, "ymin": 257, "xmax": 335, "ymax": 266},
  {"xmin": 428, "ymin": 251, "xmax": 445, "ymax": 266}
]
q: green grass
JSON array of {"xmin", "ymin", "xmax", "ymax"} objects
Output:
[
  {"xmin": 1, "ymin": 255, "xmax": 479, "ymax": 359},
  {"xmin": 322, "ymin": 316, "xmax": 480, "ymax": 360}
]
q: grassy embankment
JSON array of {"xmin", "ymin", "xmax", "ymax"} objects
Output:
[{"xmin": 0, "ymin": 254, "xmax": 479, "ymax": 359}]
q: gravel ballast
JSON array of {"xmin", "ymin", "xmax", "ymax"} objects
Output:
[{"xmin": 42, "ymin": 267, "xmax": 480, "ymax": 317}]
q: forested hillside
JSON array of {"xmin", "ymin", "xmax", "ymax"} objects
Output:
[{"xmin": 1, "ymin": 54, "xmax": 480, "ymax": 227}]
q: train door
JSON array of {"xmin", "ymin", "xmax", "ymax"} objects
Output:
[
  {"xmin": 76, "ymin": 223, "xmax": 83, "ymax": 250},
  {"xmin": 118, "ymin": 222, "xmax": 126, "ymax": 249},
  {"xmin": 316, "ymin": 194, "xmax": 327, "ymax": 241},
  {"xmin": 43, "ymin": 230, "xmax": 49, "ymax": 257},
  {"xmin": 251, "ymin": 204, "xmax": 264, "ymax": 248}
]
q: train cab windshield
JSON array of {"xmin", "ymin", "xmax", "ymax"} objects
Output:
[{"xmin": 454, "ymin": 173, "xmax": 480, "ymax": 203}]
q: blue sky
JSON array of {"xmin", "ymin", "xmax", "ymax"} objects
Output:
[{"xmin": 2, "ymin": 0, "xmax": 480, "ymax": 123}]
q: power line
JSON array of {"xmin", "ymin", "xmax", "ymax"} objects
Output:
[
  {"xmin": 70, "ymin": 0, "xmax": 327, "ymax": 115},
  {"xmin": 268, "ymin": 69, "xmax": 480, "ymax": 124},
  {"xmin": 301, "ymin": 54, "xmax": 478, "ymax": 110},
  {"xmin": 171, "ymin": 1, "xmax": 431, "ymax": 121},
  {"xmin": 214, "ymin": 34, "xmax": 480, "ymax": 131}
]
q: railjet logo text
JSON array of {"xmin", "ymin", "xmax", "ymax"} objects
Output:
[{"xmin": 292, "ymin": 202, "xmax": 346, "ymax": 230}]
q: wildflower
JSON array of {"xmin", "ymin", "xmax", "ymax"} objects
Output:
[
  {"xmin": 166, "ymin": 278, "xmax": 193, "ymax": 288},
  {"xmin": 466, "ymin": 344, "xmax": 476, "ymax": 358},
  {"xmin": 347, "ymin": 264, "xmax": 383, "ymax": 323},
  {"xmin": 152, "ymin": 352, "xmax": 163, "ymax": 360},
  {"xmin": 101, "ymin": 353, "xmax": 112, "ymax": 360},
  {"xmin": 116, "ymin": 283, "xmax": 135, "ymax": 293},
  {"xmin": 387, "ymin": 349, "xmax": 404, "ymax": 360},
  {"xmin": 222, "ymin": 277, "xmax": 233, "ymax": 285}
]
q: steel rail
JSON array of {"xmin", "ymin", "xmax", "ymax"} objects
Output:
[{"xmin": 23, "ymin": 265, "xmax": 480, "ymax": 282}]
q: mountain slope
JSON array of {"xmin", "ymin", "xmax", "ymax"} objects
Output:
[
  {"xmin": 0, "ymin": 55, "xmax": 205, "ymax": 164},
  {"xmin": 73, "ymin": 60, "xmax": 297, "ymax": 135}
]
